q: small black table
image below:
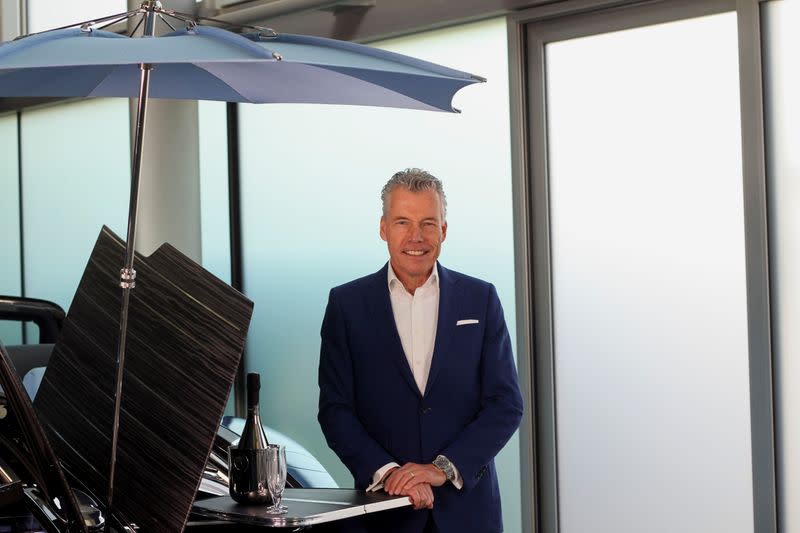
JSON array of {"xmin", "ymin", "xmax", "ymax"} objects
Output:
[{"xmin": 192, "ymin": 488, "xmax": 411, "ymax": 529}]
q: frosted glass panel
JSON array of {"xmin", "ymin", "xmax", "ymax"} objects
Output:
[
  {"xmin": 238, "ymin": 18, "xmax": 520, "ymax": 531},
  {"xmin": 0, "ymin": 114, "xmax": 22, "ymax": 345},
  {"xmin": 546, "ymin": 13, "xmax": 753, "ymax": 533},
  {"xmin": 198, "ymin": 100, "xmax": 234, "ymax": 416},
  {"xmin": 198, "ymin": 101, "xmax": 231, "ymax": 284},
  {"xmin": 762, "ymin": 2, "xmax": 800, "ymax": 533},
  {"xmin": 27, "ymin": 1, "xmax": 128, "ymax": 33},
  {"xmin": 21, "ymin": 99, "xmax": 129, "ymax": 312}
]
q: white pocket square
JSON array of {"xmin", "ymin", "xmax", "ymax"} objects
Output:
[{"xmin": 456, "ymin": 319, "xmax": 479, "ymax": 326}]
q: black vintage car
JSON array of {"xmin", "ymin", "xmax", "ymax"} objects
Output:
[{"xmin": 0, "ymin": 295, "xmax": 337, "ymax": 532}]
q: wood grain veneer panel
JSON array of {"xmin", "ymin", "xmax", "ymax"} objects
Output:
[{"xmin": 34, "ymin": 226, "xmax": 253, "ymax": 531}]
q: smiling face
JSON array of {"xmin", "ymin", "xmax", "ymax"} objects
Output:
[{"xmin": 380, "ymin": 187, "xmax": 447, "ymax": 293}]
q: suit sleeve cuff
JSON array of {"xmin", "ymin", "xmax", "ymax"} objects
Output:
[{"xmin": 366, "ymin": 462, "xmax": 400, "ymax": 492}]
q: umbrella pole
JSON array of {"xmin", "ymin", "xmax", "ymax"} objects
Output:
[
  {"xmin": 106, "ymin": 64, "xmax": 150, "ymax": 529},
  {"xmin": 106, "ymin": 5, "xmax": 159, "ymax": 530}
]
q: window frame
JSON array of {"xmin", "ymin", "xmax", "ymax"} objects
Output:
[{"xmin": 508, "ymin": 1, "xmax": 774, "ymax": 532}]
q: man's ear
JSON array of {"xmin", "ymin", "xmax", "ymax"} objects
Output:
[
  {"xmin": 380, "ymin": 217, "xmax": 387, "ymax": 242},
  {"xmin": 441, "ymin": 221, "xmax": 447, "ymax": 242}
]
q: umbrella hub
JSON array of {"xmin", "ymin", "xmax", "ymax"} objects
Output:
[{"xmin": 140, "ymin": 0, "xmax": 163, "ymax": 10}]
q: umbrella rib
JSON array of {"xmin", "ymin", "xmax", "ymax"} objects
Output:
[
  {"xmin": 157, "ymin": 14, "xmax": 177, "ymax": 33},
  {"xmin": 15, "ymin": 9, "xmax": 139, "ymax": 39},
  {"xmin": 129, "ymin": 17, "xmax": 144, "ymax": 38},
  {"xmin": 97, "ymin": 13, "xmax": 140, "ymax": 32}
]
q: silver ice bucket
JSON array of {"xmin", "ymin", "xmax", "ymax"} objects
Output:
[{"xmin": 228, "ymin": 446, "xmax": 275, "ymax": 505}]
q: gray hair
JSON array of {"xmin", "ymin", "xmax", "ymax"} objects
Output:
[{"xmin": 381, "ymin": 168, "xmax": 447, "ymax": 220}]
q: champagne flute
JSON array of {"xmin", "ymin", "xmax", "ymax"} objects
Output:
[{"xmin": 265, "ymin": 444, "xmax": 287, "ymax": 514}]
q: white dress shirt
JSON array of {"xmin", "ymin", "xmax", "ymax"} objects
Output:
[
  {"xmin": 367, "ymin": 264, "xmax": 462, "ymax": 492},
  {"xmin": 388, "ymin": 263, "xmax": 439, "ymax": 396}
]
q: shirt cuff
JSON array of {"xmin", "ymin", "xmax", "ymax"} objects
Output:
[
  {"xmin": 366, "ymin": 462, "xmax": 400, "ymax": 492},
  {"xmin": 450, "ymin": 464, "xmax": 463, "ymax": 490}
]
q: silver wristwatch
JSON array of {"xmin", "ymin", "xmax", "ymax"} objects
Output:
[{"xmin": 433, "ymin": 454, "xmax": 455, "ymax": 482}]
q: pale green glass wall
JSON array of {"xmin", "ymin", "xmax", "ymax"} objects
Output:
[
  {"xmin": 0, "ymin": 113, "xmax": 22, "ymax": 345},
  {"xmin": 12, "ymin": 0, "xmax": 128, "ymax": 324},
  {"xmin": 198, "ymin": 100, "xmax": 235, "ymax": 416},
  {"xmin": 20, "ymin": 99, "xmax": 129, "ymax": 312},
  {"xmin": 198, "ymin": 100, "xmax": 231, "ymax": 285},
  {"xmin": 238, "ymin": 18, "xmax": 521, "ymax": 531}
]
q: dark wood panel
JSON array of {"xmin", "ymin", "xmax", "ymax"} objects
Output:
[{"xmin": 34, "ymin": 226, "xmax": 254, "ymax": 532}]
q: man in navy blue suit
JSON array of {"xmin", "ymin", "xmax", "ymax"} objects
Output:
[{"xmin": 318, "ymin": 168, "xmax": 523, "ymax": 533}]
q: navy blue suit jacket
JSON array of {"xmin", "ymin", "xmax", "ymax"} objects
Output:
[{"xmin": 318, "ymin": 263, "xmax": 523, "ymax": 533}]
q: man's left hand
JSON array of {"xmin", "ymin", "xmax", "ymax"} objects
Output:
[{"xmin": 384, "ymin": 462, "xmax": 447, "ymax": 496}]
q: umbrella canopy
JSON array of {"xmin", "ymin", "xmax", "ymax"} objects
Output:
[{"xmin": 0, "ymin": 25, "xmax": 482, "ymax": 111}]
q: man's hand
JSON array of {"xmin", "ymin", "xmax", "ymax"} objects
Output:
[
  {"xmin": 406, "ymin": 482, "xmax": 434, "ymax": 510},
  {"xmin": 384, "ymin": 462, "xmax": 447, "ymax": 497}
]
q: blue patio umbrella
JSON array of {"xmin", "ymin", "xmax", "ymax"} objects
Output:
[
  {"xmin": 0, "ymin": 24, "xmax": 481, "ymax": 110},
  {"xmin": 0, "ymin": 1, "xmax": 483, "ymax": 529}
]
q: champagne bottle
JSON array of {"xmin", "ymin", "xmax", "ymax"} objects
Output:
[
  {"xmin": 239, "ymin": 373, "xmax": 269, "ymax": 450},
  {"xmin": 229, "ymin": 372, "xmax": 272, "ymax": 504}
]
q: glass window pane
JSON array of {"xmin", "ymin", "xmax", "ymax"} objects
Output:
[
  {"xmin": 21, "ymin": 99, "xmax": 130, "ymax": 312},
  {"xmin": 546, "ymin": 13, "xmax": 753, "ymax": 533},
  {"xmin": 198, "ymin": 100, "xmax": 231, "ymax": 284},
  {"xmin": 762, "ymin": 1, "xmax": 800, "ymax": 532},
  {"xmin": 237, "ymin": 17, "xmax": 520, "ymax": 530},
  {"xmin": 198, "ymin": 99, "xmax": 234, "ymax": 416},
  {"xmin": 0, "ymin": 113, "xmax": 23, "ymax": 345},
  {"xmin": 27, "ymin": 1, "xmax": 128, "ymax": 33}
]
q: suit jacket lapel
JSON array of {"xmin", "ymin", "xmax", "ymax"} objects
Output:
[
  {"xmin": 367, "ymin": 263, "xmax": 421, "ymax": 398},
  {"xmin": 425, "ymin": 263, "xmax": 456, "ymax": 396}
]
